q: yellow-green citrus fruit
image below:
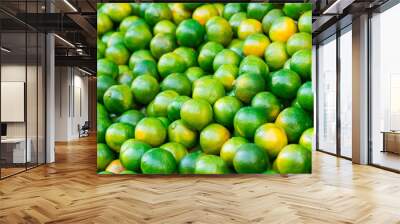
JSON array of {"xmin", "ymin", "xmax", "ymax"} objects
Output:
[
  {"xmin": 254, "ymin": 123, "xmax": 288, "ymax": 159},
  {"xmin": 206, "ymin": 16, "xmax": 233, "ymax": 47},
  {"xmin": 192, "ymin": 4, "xmax": 219, "ymax": 25},
  {"xmin": 213, "ymin": 96, "xmax": 243, "ymax": 128},
  {"xmin": 135, "ymin": 117, "xmax": 167, "ymax": 147},
  {"xmin": 238, "ymin": 19, "xmax": 262, "ymax": 40},
  {"xmin": 269, "ymin": 16, "xmax": 297, "ymax": 42},
  {"xmin": 180, "ymin": 99, "xmax": 213, "ymax": 131},
  {"xmin": 220, "ymin": 137, "xmax": 248, "ymax": 167},
  {"xmin": 200, "ymin": 123, "xmax": 231, "ymax": 155},
  {"xmin": 168, "ymin": 119, "xmax": 197, "ymax": 148},
  {"xmin": 251, "ymin": 91, "xmax": 281, "ymax": 122},
  {"xmin": 243, "ymin": 33, "xmax": 270, "ymax": 57},
  {"xmin": 160, "ymin": 142, "xmax": 188, "ymax": 163}
]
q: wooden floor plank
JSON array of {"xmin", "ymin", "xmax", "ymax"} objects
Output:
[{"xmin": 0, "ymin": 135, "xmax": 399, "ymax": 224}]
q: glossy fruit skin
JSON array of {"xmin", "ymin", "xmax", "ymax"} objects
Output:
[
  {"xmin": 105, "ymin": 159, "xmax": 126, "ymax": 174},
  {"xmin": 206, "ymin": 16, "xmax": 233, "ymax": 47},
  {"xmin": 168, "ymin": 119, "xmax": 198, "ymax": 148},
  {"xmin": 220, "ymin": 137, "xmax": 248, "ymax": 167},
  {"xmin": 251, "ymin": 92, "xmax": 281, "ymax": 122},
  {"xmin": 299, "ymin": 128, "xmax": 314, "ymax": 151},
  {"xmin": 233, "ymin": 143, "xmax": 269, "ymax": 174},
  {"xmin": 157, "ymin": 117, "xmax": 170, "ymax": 129},
  {"xmin": 160, "ymin": 73, "xmax": 192, "ymax": 96},
  {"xmin": 185, "ymin": 67, "xmax": 205, "ymax": 83},
  {"xmin": 213, "ymin": 49, "xmax": 240, "ymax": 72},
  {"xmin": 160, "ymin": 142, "xmax": 188, "ymax": 163},
  {"xmin": 229, "ymin": 12, "xmax": 247, "ymax": 35},
  {"xmin": 174, "ymin": 47, "xmax": 198, "ymax": 68},
  {"xmin": 98, "ymin": 59, "xmax": 119, "ymax": 79},
  {"xmin": 223, "ymin": 3, "xmax": 244, "ymax": 20},
  {"xmin": 176, "ymin": 19, "xmax": 205, "ymax": 48},
  {"xmin": 153, "ymin": 20, "xmax": 176, "ymax": 36},
  {"xmin": 107, "ymin": 32, "xmax": 125, "ymax": 47},
  {"xmin": 254, "ymin": 123, "xmax": 288, "ymax": 159},
  {"xmin": 290, "ymin": 49, "xmax": 312, "ymax": 81},
  {"xmin": 167, "ymin": 96, "xmax": 191, "ymax": 121},
  {"xmin": 239, "ymin": 55, "xmax": 269, "ymax": 80},
  {"xmin": 145, "ymin": 3, "xmax": 172, "ymax": 26},
  {"xmin": 150, "ymin": 33, "xmax": 177, "ymax": 59},
  {"xmin": 119, "ymin": 16, "xmax": 140, "ymax": 33},
  {"xmin": 264, "ymin": 42, "xmax": 289, "ymax": 71},
  {"xmin": 269, "ymin": 16, "xmax": 297, "ymax": 42},
  {"xmin": 119, "ymin": 139, "xmax": 151, "ymax": 172},
  {"xmin": 198, "ymin": 41, "xmax": 224, "ymax": 72},
  {"xmin": 103, "ymin": 3, "xmax": 132, "ymax": 22},
  {"xmin": 151, "ymin": 90, "xmax": 179, "ymax": 118},
  {"xmin": 200, "ymin": 123, "xmax": 231, "ymax": 155},
  {"xmin": 238, "ymin": 19, "xmax": 262, "ymax": 40},
  {"xmin": 192, "ymin": 4, "xmax": 219, "ymax": 26},
  {"xmin": 270, "ymin": 69, "xmax": 302, "ymax": 100},
  {"xmin": 228, "ymin": 39, "xmax": 244, "ymax": 58},
  {"xmin": 157, "ymin": 52, "xmax": 187, "ymax": 78},
  {"xmin": 135, "ymin": 117, "xmax": 167, "ymax": 147},
  {"xmin": 124, "ymin": 25, "xmax": 152, "ymax": 52},
  {"xmin": 233, "ymin": 107, "xmax": 268, "ymax": 139},
  {"xmin": 171, "ymin": 3, "xmax": 192, "ymax": 24},
  {"xmin": 97, "ymin": 117, "xmax": 112, "ymax": 143},
  {"xmin": 97, "ymin": 75, "xmax": 117, "ymax": 103},
  {"xmin": 275, "ymin": 107, "xmax": 313, "ymax": 143},
  {"xmin": 262, "ymin": 9, "xmax": 285, "ymax": 34},
  {"xmin": 103, "ymin": 85, "xmax": 134, "ymax": 114},
  {"xmin": 179, "ymin": 151, "xmax": 203, "ymax": 174},
  {"xmin": 214, "ymin": 64, "xmax": 239, "ymax": 91},
  {"xmin": 116, "ymin": 110, "xmax": 145, "ymax": 128},
  {"xmin": 128, "ymin": 50, "xmax": 155, "ymax": 70},
  {"xmin": 97, "ymin": 39, "xmax": 106, "ymax": 59},
  {"xmin": 297, "ymin": 81, "xmax": 313, "ymax": 111},
  {"xmin": 192, "ymin": 77, "xmax": 225, "ymax": 105},
  {"xmin": 98, "ymin": 13, "xmax": 113, "ymax": 35},
  {"xmin": 131, "ymin": 75, "xmax": 160, "ymax": 105},
  {"xmin": 213, "ymin": 96, "xmax": 243, "ymax": 128},
  {"xmin": 118, "ymin": 66, "xmax": 135, "ymax": 86},
  {"xmin": 243, "ymin": 33, "xmax": 270, "ymax": 57},
  {"xmin": 298, "ymin": 10, "xmax": 312, "ymax": 33},
  {"xmin": 246, "ymin": 3, "xmax": 274, "ymax": 21},
  {"xmin": 275, "ymin": 144, "xmax": 311, "ymax": 174},
  {"xmin": 97, "ymin": 143, "xmax": 115, "ymax": 171},
  {"xmin": 105, "ymin": 122, "xmax": 135, "ymax": 152},
  {"xmin": 120, "ymin": 170, "xmax": 137, "ymax": 174},
  {"xmin": 181, "ymin": 99, "xmax": 213, "ymax": 131},
  {"xmin": 286, "ymin": 32, "xmax": 312, "ymax": 56},
  {"xmin": 132, "ymin": 60, "xmax": 159, "ymax": 80},
  {"xmin": 282, "ymin": 3, "xmax": 312, "ymax": 20},
  {"xmin": 141, "ymin": 148, "xmax": 177, "ymax": 174},
  {"xmin": 194, "ymin": 155, "xmax": 229, "ymax": 174},
  {"xmin": 234, "ymin": 73, "xmax": 266, "ymax": 104}
]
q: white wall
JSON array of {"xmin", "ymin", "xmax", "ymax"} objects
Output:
[{"xmin": 54, "ymin": 66, "xmax": 89, "ymax": 141}]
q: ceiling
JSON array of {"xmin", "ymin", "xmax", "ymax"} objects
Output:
[{"xmin": 0, "ymin": 0, "xmax": 96, "ymax": 73}]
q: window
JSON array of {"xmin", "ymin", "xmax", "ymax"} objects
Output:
[{"xmin": 317, "ymin": 35, "xmax": 337, "ymax": 154}]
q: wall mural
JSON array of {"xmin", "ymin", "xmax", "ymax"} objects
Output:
[{"xmin": 97, "ymin": 2, "xmax": 313, "ymax": 175}]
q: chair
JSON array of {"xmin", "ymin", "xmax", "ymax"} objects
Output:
[{"xmin": 78, "ymin": 121, "xmax": 90, "ymax": 138}]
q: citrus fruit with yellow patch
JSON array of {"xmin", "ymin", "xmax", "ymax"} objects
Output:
[
  {"xmin": 220, "ymin": 137, "xmax": 248, "ymax": 167},
  {"xmin": 135, "ymin": 117, "xmax": 167, "ymax": 147},
  {"xmin": 181, "ymin": 98, "xmax": 213, "ymax": 131},
  {"xmin": 269, "ymin": 16, "xmax": 297, "ymax": 42},
  {"xmin": 119, "ymin": 139, "xmax": 151, "ymax": 172},
  {"xmin": 168, "ymin": 119, "xmax": 198, "ymax": 148},
  {"xmin": 192, "ymin": 4, "xmax": 219, "ymax": 25},
  {"xmin": 275, "ymin": 144, "xmax": 311, "ymax": 174},
  {"xmin": 105, "ymin": 122, "xmax": 135, "ymax": 152},
  {"xmin": 254, "ymin": 123, "xmax": 288, "ymax": 159},
  {"xmin": 243, "ymin": 33, "xmax": 270, "ymax": 57},
  {"xmin": 238, "ymin": 19, "xmax": 262, "ymax": 40},
  {"xmin": 200, "ymin": 123, "xmax": 230, "ymax": 155}
]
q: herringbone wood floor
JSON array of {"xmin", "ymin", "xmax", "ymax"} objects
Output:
[{"xmin": 0, "ymin": 136, "xmax": 399, "ymax": 224}]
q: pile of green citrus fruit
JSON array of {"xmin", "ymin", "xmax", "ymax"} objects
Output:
[{"xmin": 97, "ymin": 2, "xmax": 314, "ymax": 175}]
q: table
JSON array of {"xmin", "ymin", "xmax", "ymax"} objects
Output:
[
  {"xmin": 1, "ymin": 138, "xmax": 32, "ymax": 163},
  {"xmin": 381, "ymin": 131, "xmax": 400, "ymax": 154}
]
